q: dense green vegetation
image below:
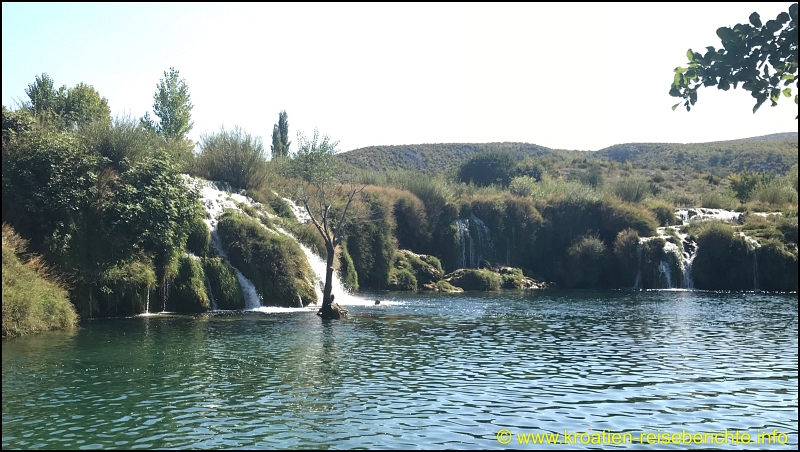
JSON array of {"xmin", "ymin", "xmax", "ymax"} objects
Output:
[
  {"xmin": 2, "ymin": 69, "xmax": 798, "ymax": 335},
  {"xmin": 2, "ymin": 224, "xmax": 78, "ymax": 338},
  {"xmin": 217, "ymin": 210, "xmax": 317, "ymax": 307}
]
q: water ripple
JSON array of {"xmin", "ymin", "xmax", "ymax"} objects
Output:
[{"xmin": 3, "ymin": 291, "xmax": 797, "ymax": 449}]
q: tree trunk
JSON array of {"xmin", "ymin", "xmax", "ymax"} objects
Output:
[
  {"xmin": 322, "ymin": 242, "xmax": 335, "ymax": 308},
  {"xmin": 320, "ymin": 241, "xmax": 345, "ymax": 319}
]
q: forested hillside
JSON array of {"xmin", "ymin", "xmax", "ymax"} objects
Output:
[{"xmin": 338, "ymin": 133, "xmax": 798, "ymax": 176}]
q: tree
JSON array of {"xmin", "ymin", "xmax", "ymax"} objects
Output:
[
  {"xmin": 23, "ymin": 74, "xmax": 110, "ymax": 129},
  {"xmin": 670, "ymin": 3, "xmax": 798, "ymax": 118},
  {"xmin": 457, "ymin": 150, "xmax": 517, "ymax": 187},
  {"xmin": 143, "ymin": 67, "xmax": 194, "ymax": 141},
  {"xmin": 291, "ymin": 129, "xmax": 364, "ymax": 319},
  {"xmin": 270, "ymin": 110, "xmax": 291, "ymax": 158}
]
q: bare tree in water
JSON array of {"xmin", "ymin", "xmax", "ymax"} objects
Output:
[{"xmin": 291, "ymin": 129, "xmax": 364, "ymax": 319}]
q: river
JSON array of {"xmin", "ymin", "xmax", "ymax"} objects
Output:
[{"xmin": 2, "ymin": 290, "xmax": 797, "ymax": 449}]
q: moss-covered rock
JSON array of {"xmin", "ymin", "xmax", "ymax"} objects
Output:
[
  {"xmin": 202, "ymin": 256, "xmax": 245, "ymax": 310},
  {"xmin": 171, "ymin": 255, "xmax": 210, "ymax": 313},
  {"xmin": 445, "ymin": 268, "xmax": 502, "ymax": 291},
  {"xmin": 387, "ymin": 268, "xmax": 417, "ymax": 291},
  {"xmin": 186, "ymin": 216, "xmax": 210, "ymax": 256},
  {"xmin": 217, "ymin": 210, "xmax": 317, "ymax": 307},
  {"xmin": 392, "ymin": 250, "xmax": 443, "ymax": 289}
]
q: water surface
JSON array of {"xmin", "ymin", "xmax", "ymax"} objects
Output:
[{"xmin": 3, "ymin": 290, "xmax": 797, "ymax": 449}]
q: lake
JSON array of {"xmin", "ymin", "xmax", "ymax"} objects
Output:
[{"xmin": 2, "ymin": 290, "xmax": 797, "ymax": 449}]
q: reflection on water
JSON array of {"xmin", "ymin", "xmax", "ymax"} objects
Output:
[{"xmin": 2, "ymin": 291, "xmax": 797, "ymax": 449}]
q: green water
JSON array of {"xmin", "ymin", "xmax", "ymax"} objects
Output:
[{"xmin": 2, "ymin": 290, "xmax": 798, "ymax": 449}]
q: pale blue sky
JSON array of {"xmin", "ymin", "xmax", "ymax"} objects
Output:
[{"xmin": 2, "ymin": 2, "xmax": 796, "ymax": 153}]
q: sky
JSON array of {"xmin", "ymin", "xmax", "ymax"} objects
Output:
[{"xmin": 2, "ymin": 2, "xmax": 797, "ymax": 153}]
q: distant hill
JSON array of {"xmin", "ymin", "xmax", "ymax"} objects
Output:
[
  {"xmin": 595, "ymin": 133, "xmax": 798, "ymax": 174},
  {"xmin": 337, "ymin": 142, "xmax": 578, "ymax": 176},
  {"xmin": 337, "ymin": 133, "xmax": 798, "ymax": 175}
]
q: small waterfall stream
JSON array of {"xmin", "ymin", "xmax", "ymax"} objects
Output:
[{"xmin": 455, "ymin": 214, "xmax": 495, "ymax": 269}]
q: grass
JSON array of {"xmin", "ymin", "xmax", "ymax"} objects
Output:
[{"xmin": 2, "ymin": 224, "xmax": 78, "ymax": 338}]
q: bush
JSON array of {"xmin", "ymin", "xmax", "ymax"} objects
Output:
[
  {"xmin": 755, "ymin": 240, "xmax": 798, "ymax": 291},
  {"xmin": 608, "ymin": 176, "xmax": 650, "ymax": 203},
  {"xmin": 692, "ymin": 221, "xmax": 754, "ymax": 290},
  {"xmin": 458, "ymin": 151, "xmax": 517, "ymax": 187},
  {"xmin": 447, "ymin": 269, "xmax": 502, "ymax": 291},
  {"xmin": 777, "ymin": 215, "xmax": 798, "ymax": 245},
  {"xmin": 751, "ymin": 181, "xmax": 798, "ymax": 207},
  {"xmin": 195, "ymin": 126, "xmax": 269, "ymax": 191},
  {"xmin": 644, "ymin": 199, "xmax": 678, "ymax": 226},
  {"xmin": 2, "ymin": 224, "xmax": 78, "ymax": 338},
  {"xmin": 566, "ymin": 235, "xmax": 607, "ymax": 288},
  {"xmin": 700, "ymin": 191, "xmax": 740, "ymax": 210},
  {"xmin": 97, "ymin": 260, "xmax": 157, "ymax": 316},
  {"xmin": 613, "ymin": 228, "xmax": 640, "ymax": 287},
  {"xmin": 202, "ymin": 256, "xmax": 244, "ymax": 310},
  {"xmin": 388, "ymin": 268, "xmax": 417, "ymax": 291},
  {"xmin": 170, "ymin": 255, "xmax": 210, "ymax": 313}
]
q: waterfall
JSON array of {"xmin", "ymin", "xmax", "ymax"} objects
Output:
[
  {"xmin": 470, "ymin": 214, "xmax": 494, "ymax": 267},
  {"xmin": 658, "ymin": 261, "xmax": 672, "ymax": 289},
  {"xmin": 456, "ymin": 219, "xmax": 470, "ymax": 268},
  {"xmin": 145, "ymin": 287, "xmax": 150, "ymax": 314},
  {"xmin": 187, "ymin": 175, "xmax": 364, "ymax": 309},
  {"xmin": 205, "ymin": 275, "xmax": 217, "ymax": 310},
  {"xmin": 753, "ymin": 249, "xmax": 759, "ymax": 292},
  {"xmin": 454, "ymin": 215, "xmax": 496, "ymax": 269}
]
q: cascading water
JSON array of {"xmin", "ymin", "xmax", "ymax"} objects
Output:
[
  {"xmin": 470, "ymin": 214, "xmax": 494, "ymax": 266},
  {"xmin": 455, "ymin": 215, "xmax": 495, "ymax": 269},
  {"xmin": 145, "ymin": 287, "xmax": 150, "ymax": 314},
  {"xmin": 456, "ymin": 219, "xmax": 471, "ymax": 269},
  {"xmin": 658, "ymin": 260, "xmax": 672, "ymax": 289}
]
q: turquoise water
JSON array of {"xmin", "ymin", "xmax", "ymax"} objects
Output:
[{"xmin": 2, "ymin": 290, "xmax": 798, "ymax": 449}]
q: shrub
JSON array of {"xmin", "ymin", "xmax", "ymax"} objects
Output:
[
  {"xmin": 388, "ymin": 268, "xmax": 417, "ymax": 291},
  {"xmin": 202, "ymin": 256, "xmax": 244, "ymax": 310},
  {"xmin": 751, "ymin": 181, "xmax": 798, "ymax": 207},
  {"xmin": 691, "ymin": 222, "xmax": 754, "ymax": 290},
  {"xmin": 644, "ymin": 199, "xmax": 678, "ymax": 226},
  {"xmin": 613, "ymin": 228, "xmax": 640, "ymax": 287},
  {"xmin": 195, "ymin": 126, "xmax": 269, "ymax": 191},
  {"xmin": 97, "ymin": 260, "xmax": 157, "ymax": 316},
  {"xmin": 755, "ymin": 239, "xmax": 798, "ymax": 291},
  {"xmin": 458, "ymin": 151, "xmax": 517, "ymax": 187},
  {"xmin": 700, "ymin": 191, "xmax": 740, "ymax": 210},
  {"xmin": 170, "ymin": 255, "xmax": 210, "ymax": 313},
  {"xmin": 777, "ymin": 215, "xmax": 798, "ymax": 245},
  {"xmin": 448, "ymin": 269, "xmax": 502, "ymax": 291},
  {"xmin": 2, "ymin": 224, "xmax": 78, "ymax": 338},
  {"xmin": 566, "ymin": 235, "xmax": 607, "ymax": 288},
  {"xmin": 608, "ymin": 176, "xmax": 650, "ymax": 203}
]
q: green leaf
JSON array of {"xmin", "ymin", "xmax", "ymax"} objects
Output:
[
  {"xmin": 748, "ymin": 12, "xmax": 762, "ymax": 28},
  {"xmin": 686, "ymin": 49, "xmax": 695, "ymax": 61},
  {"xmin": 718, "ymin": 79, "xmax": 730, "ymax": 91},
  {"xmin": 671, "ymin": 103, "xmax": 680, "ymax": 111},
  {"xmin": 674, "ymin": 66, "xmax": 688, "ymax": 74},
  {"xmin": 716, "ymin": 27, "xmax": 737, "ymax": 42},
  {"xmin": 776, "ymin": 11, "xmax": 789, "ymax": 24},
  {"xmin": 783, "ymin": 88, "xmax": 793, "ymax": 98},
  {"xmin": 765, "ymin": 20, "xmax": 781, "ymax": 33}
]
